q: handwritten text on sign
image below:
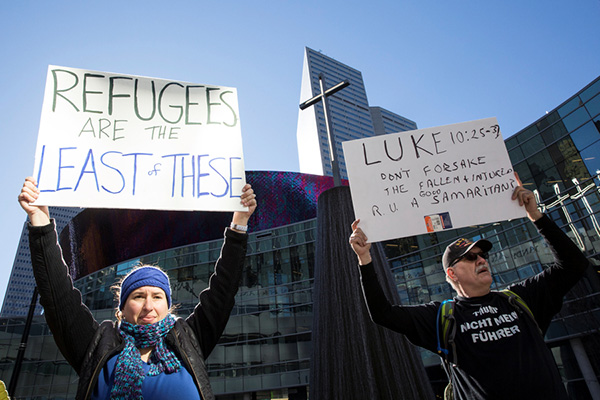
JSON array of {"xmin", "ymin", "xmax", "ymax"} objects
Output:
[
  {"xmin": 33, "ymin": 66, "xmax": 246, "ymax": 211},
  {"xmin": 342, "ymin": 118, "xmax": 525, "ymax": 243}
]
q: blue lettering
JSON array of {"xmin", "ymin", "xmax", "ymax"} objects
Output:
[
  {"xmin": 122, "ymin": 152, "xmax": 152, "ymax": 195},
  {"xmin": 74, "ymin": 149, "xmax": 99, "ymax": 191},
  {"xmin": 229, "ymin": 157, "xmax": 242, "ymax": 198},
  {"xmin": 36, "ymin": 145, "xmax": 55, "ymax": 193},
  {"xmin": 57, "ymin": 147, "xmax": 77, "ymax": 191},
  {"xmin": 181, "ymin": 154, "xmax": 195, "ymax": 197},
  {"xmin": 163, "ymin": 153, "xmax": 188, "ymax": 197},
  {"xmin": 197, "ymin": 154, "xmax": 209, "ymax": 198},
  {"xmin": 209, "ymin": 157, "xmax": 228, "ymax": 198},
  {"xmin": 100, "ymin": 151, "xmax": 126, "ymax": 194}
]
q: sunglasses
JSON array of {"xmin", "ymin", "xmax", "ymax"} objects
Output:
[{"xmin": 451, "ymin": 251, "xmax": 489, "ymax": 267}]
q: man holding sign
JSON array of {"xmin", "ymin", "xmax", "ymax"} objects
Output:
[{"xmin": 349, "ymin": 178, "xmax": 590, "ymax": 400}]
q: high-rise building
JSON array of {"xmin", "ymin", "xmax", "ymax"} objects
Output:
[
  {"xmin": 296, "ymin": 47, "xmax": 416, "ymax": 180},
  {"xmin": 1, "ymin": 55, "xmax": 599, "ymax": 398},
  {"xmin": 370, "ymin": 106, "xmax": 418, "ymax": 136},
  {"xmin": 1, "ymin": 207, "xmax": 81, "ymax": 317}
]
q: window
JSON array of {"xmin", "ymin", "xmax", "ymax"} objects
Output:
[
  {"xmin": 540, "ymin": 121, "xmax": 568, "ymax": 145},
  {"xmin": 506, "ymin": 136, "xmax": 519, "ymax": 151},
  {"xmin": 517, "ymin": 126, "xmax": 539, "ymax": 144},
  {"xmin": 533, "ymin": 165, "xmax": 564, "ymax": 203},
  {"xmin": 520, "ymin": 135, "xmax": 545, "ymax": 158},
  {"xmin": 551, "ymin": 137, "xmax": 580, "ymax": 164},
  {"xmin": 581, "ymin": 141, "xmax": 600, "ymax": 175},
  {"xmin": 563, "ymin": 107, "xmax": 590, "ymax": 132},
  {"xmin": 509, "ymin": 146, "xmax": 525, "ymax": 164},
  {"xmin": 527, "ymin": 149, "xmax": 555, "ymax": 177},
  {"xmin": 585, "ymin": 93, "xmax": 600, "ymax": 118},
  {"xmin": 580, "ymin": 79, "xmax": 600, "ymax": 103},
  {"xmin": 514, "ymin": 162, "xmax": 534, "ymax": 187},
  {"xmin": 558, "ymin": 97, "xmax": 582, "ymax": 118},
  {"xmin": 570, "ymin": 121, "xmax": 600, "ymax": 151}
]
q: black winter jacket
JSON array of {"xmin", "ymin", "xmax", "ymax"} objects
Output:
[{"xmin": 28, "ymin": 220, "xmax": 248, "ymax": 400}]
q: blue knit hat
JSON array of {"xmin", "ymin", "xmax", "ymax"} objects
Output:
[{"xmin": 119, "ymin": 266, "xmax": 172, "ymax": 310}]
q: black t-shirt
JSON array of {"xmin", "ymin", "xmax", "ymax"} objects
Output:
[{"xmin": 441, "ymin": 292, "xmax": 563, "ymax": 399}]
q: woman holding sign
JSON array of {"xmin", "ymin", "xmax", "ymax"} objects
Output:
[{"xmin": 18, "ymin": 176, "xmax": 257, "ymax": 400}]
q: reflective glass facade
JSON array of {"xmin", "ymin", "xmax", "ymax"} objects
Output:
[
  {"xmin": 0, "ymin": 219, "xmax": 318, "ymax": 399},
  {"xmin": 77, "ymin": 219, "xmax": 317, "ymax": 397},
  {"xmin": 1, "ymin": 76, "xmax": 599, "ymax": 398},
  {"xmin": 370, "ymin": 106, "xmax": 418, "ymax": 136}
]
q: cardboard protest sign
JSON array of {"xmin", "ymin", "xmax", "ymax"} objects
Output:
[
  {"xmin": 32, "ymin": 66, "xmax": 246, "ymax": 211},
  {"xmin": 342, "ymin": 117, "xmax": 525, "ymax": 243}
]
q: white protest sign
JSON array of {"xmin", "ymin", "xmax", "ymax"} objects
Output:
[
  {"xmin": 33, "ymin": 65, "xmax": 246, "ymax": 211},
  {"xmin": 342, "ymin": 118, "xmax": 526, "ymax": 243}
]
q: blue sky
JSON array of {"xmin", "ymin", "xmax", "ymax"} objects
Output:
[{"xmin": 1, "ymin": 1, "xmax": 599, "ymax": 302}]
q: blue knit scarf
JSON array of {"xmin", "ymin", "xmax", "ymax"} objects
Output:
[{"xmin": 111, "ymin": 314, "xmax": 181, "ymax": 399}]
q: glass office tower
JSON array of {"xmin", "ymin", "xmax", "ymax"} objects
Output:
[
  {"xmin": 1, "ymin": 76, "xmax": 599, "ymax": 398},
  {"xmin": 1, "ymin": 207, "xmax": 81, "ymax": 318},
  {"xmin": 296, "ymin": 47, "xmax": 416, "ymax": 180},
  {"xmin": 370, "ymin": 106, "xmax": 418, "ymax": 136}
]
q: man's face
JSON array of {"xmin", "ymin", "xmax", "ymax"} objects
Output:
[{"xmin": 447, "ymin": 246, "xmax": 493, "ymax": 297}]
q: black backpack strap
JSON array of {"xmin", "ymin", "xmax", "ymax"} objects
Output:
[
  {"xmin": 437, "ymin": 299, "xmax": 458, "ymax": 399},
  {"xmin": 497, "ymin": 289, "xmax": 542, "ymax": 336},
  {"xmin": 437, "ymin": 299, "xmax": 458, "ymax": 365}
]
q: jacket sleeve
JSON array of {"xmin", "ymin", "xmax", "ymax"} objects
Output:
[
  {"xmin": 509, "ymin": 214, "xmax": 591, "ymax": 333},
  {"xmin": 359, "ymin": 262, "xmax": 439, "ymax": 352},
  {"xmin": 28, "ymin": 220, "xmax": 99, "ymax": 373},
  {"xmin": 185, "ymin": 227, "xmax": 248, "ymax": 358}
]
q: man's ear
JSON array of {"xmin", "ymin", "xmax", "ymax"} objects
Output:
[{"xmin": 446, "ymin": 267, "xmax": 456, "ymax": 281}]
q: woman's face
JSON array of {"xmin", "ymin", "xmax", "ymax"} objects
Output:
[{"xmin": 121, "ymin": 286, "xmax": 169, "ymax": 325}]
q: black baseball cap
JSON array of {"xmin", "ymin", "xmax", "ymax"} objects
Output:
[{"xmin": 442, "ymin": 237, "xmax": 493, "ymax": 270}]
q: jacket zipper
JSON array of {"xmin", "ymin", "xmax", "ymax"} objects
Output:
[
  {"xmin": 84, "ymin": 342, "xmax": 124, "ymax": 399},
  {"xmin": 173, "ymin": 327, "xmax": 206, "ymax": 399}
]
